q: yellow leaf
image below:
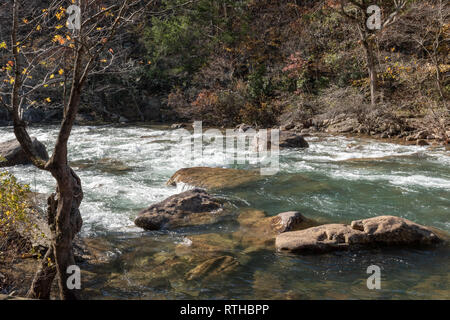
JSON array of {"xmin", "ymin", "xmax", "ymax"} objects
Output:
[
  {"xmin": 58, "ymin": 69, "xmax": 64, "ymax": 75},
  {"xmin": 45, "ymin": 97, "xmax": 51, "ymax": 103},
  {"xmin": 0, "ymin": 41, "xmax": 6, "ymax": 49},
  {"xmin": 36, "ymin": 25, "xmax": 41, "ymax": 31},
  {"xmin": 50, "ymin": 74, "xmax": 55, "ymax": 79}
]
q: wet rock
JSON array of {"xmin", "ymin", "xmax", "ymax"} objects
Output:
[
  {"xmin": 279, "ymin": 131, "xmax": 309, "ymax": 148},
  {"xmin": 271, "ymin": 211, "xmax": 310, "ymax": 233},
  {"xmin": 167, "ymin": 167, "xmax": 263, "ymax": 190},
  {"xmin": 134, "ymin": 188, "xmax": 223, "ymax": 230},
  {"xmin": 253, "ymin": 130, "xmax": 309, "ymax": 151},
  {"xmin": 350, "ymin": 216, "xmax": 442, "ymax": 245},
  {"xmin": 276, "ymin": 216, "xmax": 443, "ymax": 254},
  {"xmin": 0, "ymin": 137, "xmax": 49, "ymax": 167},
  {"xmin": 276, "ymin": 224, "xmax": 363, "ymax": 254},
  {"xmin": 70, "ymin": 158, "xmax": 131, "ymax": 174},
  {"xmin": 233, "ymin": 209, "xmax": 317, "ymax": 251},
  {"xmin": 185, "ymin": 255, "xmax": 239, "ymax": 281}
]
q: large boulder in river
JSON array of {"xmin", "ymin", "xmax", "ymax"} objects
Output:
[
  {"xmin": 0, "ymin": 137, "xmax": 49, "ymax": 167},
  {"xmin": 167, "ymin": 167, "xmax": 263, "ymax": 190},
  {"xmin": 276, "ymin": 216, "xmax": 443, "ymax": 254},
  {"xmin": 134, "ymin": 189, "xmax": 223, "ymax": 230},
  {"xmin": 252, "ymin": 130, "xmax": 309, "ymax": 152}
]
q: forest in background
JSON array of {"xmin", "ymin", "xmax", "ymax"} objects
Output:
[{"xmin": 0, "ymin": 0, "xmax": 449, "ymax": 139}]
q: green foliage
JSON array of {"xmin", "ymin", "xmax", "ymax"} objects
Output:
[
  {"xmin": 141, "ymin": 0, "xmax": 249, "ymax": 91},
  {"xmin": 247, "ymin": 65, "xmax": 274, "ymax": 102},
  {"xmin": 0, "ymin": 168, "xmax": 33, "ymax": 249}
]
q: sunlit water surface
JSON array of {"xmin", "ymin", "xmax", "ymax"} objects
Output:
[{"xmin": 1, "ymin": 125, "xmax": 449, "ymax": 299}]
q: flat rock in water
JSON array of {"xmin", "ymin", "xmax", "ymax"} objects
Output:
[
  {"xmin": 0, "ymin": 137, "xmax": 49, "ymax": 167},
  {"xmin": 276, "ymin": 215, "xmax": 444, "ymax": 254},
  {"xmin": 167, "ymin": 167, "xmax": 263, "ymax": 190},
  {"xmin": 134, "ymin": 188, "xmax": 223, "ymax": 230}
]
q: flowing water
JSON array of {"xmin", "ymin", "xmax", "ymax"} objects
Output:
[{"xmin": 1, "ymin": 125, "xmax": 449, "ymax": 299}]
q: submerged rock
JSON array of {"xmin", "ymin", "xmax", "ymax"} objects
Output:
[
  {"xmin": 0, "ymin": 137, "xmax": 49, "ymax": 167},
  {"xmin": 185, "ymin": 255, "xmax": 240, "ymax": 281},
  {"xmin": 177, "ymin": 210, "xmax": 317, "ymax": 257},
  {"xmin": 276, "ymin": 216, "xmax": 444, "ymax": 254},
  {"xmin": 70, "ymin": 158, "xmax": 131, "ymax": 174},
  {"xmin": 167, "ymin": 167, "xmax": 263, "ymax": 190},
  {"xmin": 134, "ymin": 189, "xmax": 223, "ymax": 230}
]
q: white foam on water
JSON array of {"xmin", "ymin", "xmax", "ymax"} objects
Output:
[{"xmin": 1, "ymin": 126, "xmax": 449, "ymax": 235}]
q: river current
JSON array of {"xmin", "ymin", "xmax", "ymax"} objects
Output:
[{"xmin": 1, "ymin": 125, "xmax": 449, "ymax": 299}]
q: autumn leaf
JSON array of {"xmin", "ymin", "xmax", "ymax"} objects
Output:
[
  {"xmin": 52, "ymin": 35, "xmax": 65, "ymax": 45},
  {"xmin": 58, "ymin": 69, "xmax": 64, "ymax": 75},
  {"xmin": 0, "ymin": 41, "xmax": 7, "ymax": 49},
  {"xmin": 45, "ymin": 97, "xmax": 51, "ymax": 103}
]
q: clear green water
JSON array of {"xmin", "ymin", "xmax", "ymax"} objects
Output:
[{"xmin": 1, "ymin": 125, "xmax": 449, "ymax": 299}]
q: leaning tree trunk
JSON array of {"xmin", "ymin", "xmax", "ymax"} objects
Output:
[
  {"xmin": 26, "ymin": 169, "xmax": 83, "ymax": 300},
  {"xmin": 51, "ymin": 167, "xmax": 83, "ymax": 300}
]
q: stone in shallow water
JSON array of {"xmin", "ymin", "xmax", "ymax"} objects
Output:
[
  {"xmin": 252, "ymin": 130, "xmax": 309, "ymax": 151},
  {"xmin": 271, "ymin": 211, "xmax": 311, "ymax": 233},
  {"xmin": 276, "ymin": 215, "xmax": 444, "ymax": 254},
  {"xmin": 134, "ymin": 188, "xmax": 223, "ymax": 230},
  {"xmin": 167, "ymin": 167, "xmax": 263, "ymax": 190},
  {"xmin": 185, "ymin": 255, "xmax": 240, "ymax": 281}
]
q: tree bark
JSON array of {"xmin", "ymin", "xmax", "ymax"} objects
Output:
[
  {"xmin": 26, "ymin": 193, "xmax": 58, "ymax": 299},
  {"xmin": 50, "ymin": 168, "xmax": 83, "ymax": 300}
]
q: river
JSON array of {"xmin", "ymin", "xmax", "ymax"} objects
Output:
[{"xmin": 1, "ymin": 124, "xmax": 449, "ymax": 299}]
